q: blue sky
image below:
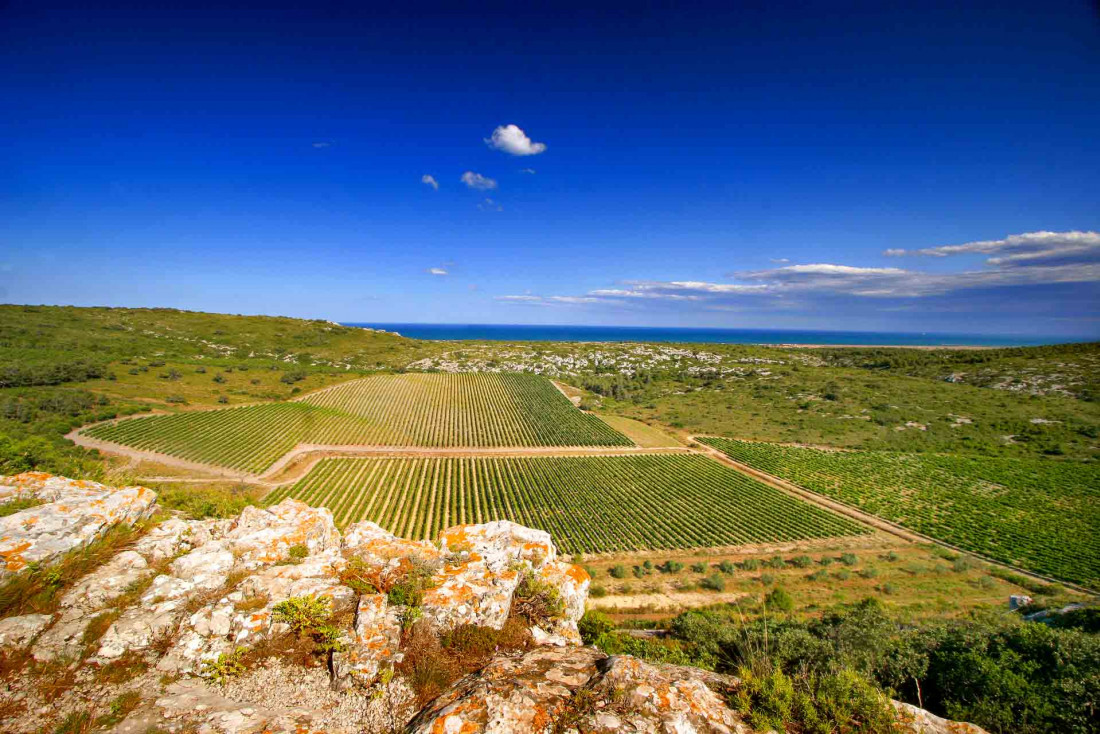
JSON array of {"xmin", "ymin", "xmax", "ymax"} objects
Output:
[{"xmin": 2, "ymin": 0, "xmax": 1099, "ymax": 337}]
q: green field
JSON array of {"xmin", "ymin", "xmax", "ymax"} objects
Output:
[
  {"xmin": 700, "ymin": 437, "xmax": 1100, "ymax": 588},
  {"xmin": 264, "ymin": 454, "xmax": 870, "ymax": 553},
  {"xmin": 80, "ymin": 373, "xmax": 630, "ymax": 473}
]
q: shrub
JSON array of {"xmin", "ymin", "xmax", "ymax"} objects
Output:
[
  {"xmin": 217, "ymin": 395, "xmax": 229, "ymax": 404},
  {"xmin": 840, "ymin": 553, "xmax": 858, "ymax": 566},
  {"xmin": 759, "ymin": 573, "xmax": 776, "ymax": 586},
  {"xmin": 590, "ymin": 584, "xmax": 608, "ymax": 598},
  {"xmin": 272, "ymin": 595, "xmax": 332, "ymax": 637},
  {"xmin": 767, "ymin": 555, "xmax": 786, "ymax": 570},
  {"xmin": 701, "ymin": 573, "xmax": 726, "ymax": 592},
  {"xmin": 691, "ymin": 562, "xmax": 708, "ymax": 574},
  {"xmin": 765, "ymin": 587, "xmax": 794, "ymax": 612},
  {"xmin": 740, "ymin": 559, "xmax": 760, "ymax": 571},
  {"xmin": 609, "ymin": 565, "xmax": 627, "ymax": 579},
  {"xmin": 579, "ymin": 610, "xmax": 614, "ymax": 644},
  {"xmin": 718, "ymin": 560, "xmax": 736, "ymax": 574},
  {"xmin": 858, "ymin": 568, "xmax": 879, "ymax": 580},
  {"xmin": 660, "ymin": 560, "xmax": 684, "ymax": 574},
  {"xmin": 834, "ymin": 569, "xmax": 851, "ymax": 581},
  {"xmin": 339, "ymin": 557, "xmax": 379, "ymax": 596},
  {"xmin": 952, "ymin": 556, "xmax": 976, "ymax": 573},
  {"xmin": 512, "ymin": 574, "xmax": 565, "ymax": 626},
  {"xmin": 734, "ymin": 666, "xmax": 897, "ymax": 734},
  {"xmin": 201, "ymin": 647, "xmax": 248, "ymax": 685},
  {"xmin": 790, "ymin": 555, "xmax": 813, "ymax": 569}
]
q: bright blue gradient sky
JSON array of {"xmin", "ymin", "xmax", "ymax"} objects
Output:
[{"xmin": 3, "ymin": 1, "xmax": 1099, "ymax": 337}]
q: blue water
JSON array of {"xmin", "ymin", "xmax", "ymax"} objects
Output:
[{"xmin": 344, "ymin": 323, "xmax": 1052, "ymax": 347}]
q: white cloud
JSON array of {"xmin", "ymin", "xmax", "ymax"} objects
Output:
[
  {"xmin": 884, "ymin": 231, "xmax": 1100, "ymax": 268},
  {"xmin": 427, "ymin": 267, "xmax": 448, "ymax": 276},
  {"xmin": 520, "ymin": 168, "xmax": 536, "ymax": 174},
  {"xmin": 311, "ymin": 142, "xmax": 331, "ymax": 148},
  {"xmin": 478, "ymin": 197, "xmax": 503, "ymax": 212},
  {"xmin": 485, "ymin": 124, "xmax": 547, "ymax": 156},
  {"xmin": 421, "ymin": 174, "xmax": 439, "ymax": 190},
  {"xmin": 548, "ymin": 296, "xmax": 601, "ymax": 304},
  {"xmin": 461, "ymin": 171, "xmax": 498, "ymax": 190},
  {"xmin": 770, "ymin": 257, "xmax": 790, "ymax": 263}
]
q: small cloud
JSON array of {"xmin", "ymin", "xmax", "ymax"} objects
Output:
[
  {"xmin": 769, "ymin": 257, "xmax": 790, "ymax": 264},
  {"xmin": 520, "ymin": 168, "xmax": 536, "ymax": 174},
  {"xmin": 461, "ymin": 171, "xmax": 498, "ymax": 190},
  {"xmin": 421, "ymin": 174, "xmax": 439, "ymax": 190},
  {"xmin": 478, "ymin": 197, "xmax": 503, "ymax": 212},
  {"xmin": 311, "ymin": 142, "xmax": 331, "ymax": 148},
  {"xmin": 495, "ymin": 294, "xmax": 545, "ymax": 302},
  {"xmin": 485, "ymin": 124, "xmax": 547, "ymax": 156},
  {"xmin": 427, "ymin": 267, "xmax": 448, "ymax": 276},
  {"xmin": 468, "ymin": 284, "xmax": 479, "ymax": 292}
]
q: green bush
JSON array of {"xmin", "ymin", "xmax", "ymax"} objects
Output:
[
  {"xmin": 765, "ymin": 588, "xmax": 794, "ymax": 612},
  {"xmin": 579, "ymin": 610, "xmax": 614, "ymax": 644},
  {"xmin": 609, "ymin": 565, "xmax": 627, "ymax": 579},
  {"xmin": 718, "ymin": 560, "xmax": 736, "ymax": 574},
  {"xmin": 691, "ymin": 562, "xmax": 708, "ymax": 574},
  {"xmin": 701, "ymin": 573, "xmax": 726, "ymax": 592}
]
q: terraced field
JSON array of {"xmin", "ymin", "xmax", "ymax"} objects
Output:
[
  {"xmin": 81, "ymin": 373, "xmax": 630, "ymax": 473},
  {"xmin": 264, "ymin": 454, "xmax": 870, "ymax": 553},
  {"xmin": 700, "ymin": 437, "xmax": 1100, "ymax": 588}
]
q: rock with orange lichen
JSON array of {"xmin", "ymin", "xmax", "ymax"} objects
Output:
[
  {"xmin": 588, "ymin": 656, "xmax": 747, "ymax": 733},
  {"xmin": 342, "ymin": 519, "xmax": 441, "ymax": 590},
  {"xmin": 0, "ymin": 472, "xmax": 156, "ymax": 581},
  {"xmin": 227, "ymin": 500, "xmax": 342, "ymax": 566},
  {"xmin": 331, "ymin": 592, "xmax": 404, "ymax": 687},
  {"xmin": 406, "ymin": 645, "xmax": 607, "ymax": 734}
]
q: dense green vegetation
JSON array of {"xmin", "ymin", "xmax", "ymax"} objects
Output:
[
  {"xmin": 83, "ymin": 374, "xmax": 630, "ymax": 472},
  {"xmin": 701, "ymin": 437, "xmax": 1100, "ymax": 589},
  {"xmin": 0, "ymin": 304, "xmax": 447, "ymax": 477},
  {"xmin": 587, "ymin": 597, "xmax": 1100, "ymax": 734},
  {"xmin": 267, "ymin": 455, "xmax": 869, "ymax": 553}
]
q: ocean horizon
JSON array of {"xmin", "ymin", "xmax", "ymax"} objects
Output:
[{"xmin": 343, "ymin": 323, "xmax": 1062, "ymax": 347}]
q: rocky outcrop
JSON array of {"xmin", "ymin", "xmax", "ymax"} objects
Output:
[
  {"xmin": 0, "ymin": 472, "xmax": 156, "ymax": 579},
  {"xmin": 0, "ymin": 474, "xmax": 988, "ymax": 734}
]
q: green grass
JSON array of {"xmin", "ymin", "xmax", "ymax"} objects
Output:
[
  {"xmin": 265, "ymin": 454, "xmax": 870, "ymax": 554},
  {"xmin": 700, "ymin": 437, "xmax": 1100, "ymax": 589},
  {"xmin": 82, "ymin": 374, "xmax": 630, "ymax": 472}
]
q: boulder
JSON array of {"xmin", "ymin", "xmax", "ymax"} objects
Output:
[{"xmin": 0, "ymin": 472, "xmax": 156, "ymax": 580}]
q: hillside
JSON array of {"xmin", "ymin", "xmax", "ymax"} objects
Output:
[{"xmin": 0, "ymin": 473, "xmax": 1026, "ymax": 734}]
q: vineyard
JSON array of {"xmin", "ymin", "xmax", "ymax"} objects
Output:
[
  {"xmin": 264, "ymin": 454, "xmax": 870, "ymax": 553},
  {"xmin": 81, "ymin": 373, "xmax": 630, "ymax": 473},
  {"xmin": 700, "ymin": 437, "xmax": 1100, "ymax": 588}
]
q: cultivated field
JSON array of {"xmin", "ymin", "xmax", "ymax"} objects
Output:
[
  {"xmin": 264, "ymin": 454, "xmax": 871, "ymax": 554},
  {"xmin": 700, "ymin": 437, "xmax": 1100, "ymax": 588},
  {"xmin": 81, "ymin": 373, "xmax": 630, "ymax": 473}
]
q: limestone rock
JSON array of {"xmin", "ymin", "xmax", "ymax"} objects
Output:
[
  {"xmin": 894, "ymin": 701, "xmax": 990, "ymax": 734},
  {"xmin": 406, "ymin": 645, "xmax": 607, "ymax": 733},
  {"xmin": 0, "ymin": 472, "xmax": 156, "ymax": 580},
  {"xmin": 33, "ymin": 549, "xmax": 150, "ymax": 661},
  {"xmin": 0, "ymin": 613, "xmax": 51, "ymax": 648},
  {"xmin": 591, "ymin": 655, "xmax": 746, "ymax": 733}
]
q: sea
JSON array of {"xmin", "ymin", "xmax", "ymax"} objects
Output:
[{"xmin": 342, "ymin": 323, "xmax": 1053, "ymax": 347}]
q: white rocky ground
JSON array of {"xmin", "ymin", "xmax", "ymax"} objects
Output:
[{"xmin": 0, "ymin": 473, "xmax": 986, "ymax": 733}]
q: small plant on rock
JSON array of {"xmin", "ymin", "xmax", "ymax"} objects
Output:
[
  {"xmin": 512, "ymin": 574, "xmax": 565, "ymax": 627},
  {"xmin": 201, "ymin": 647, "xmax": 248, "ymax": 685},
  {"xmin": 273, "ymin": 595, "xmax": 333, "ymax": 637}
]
